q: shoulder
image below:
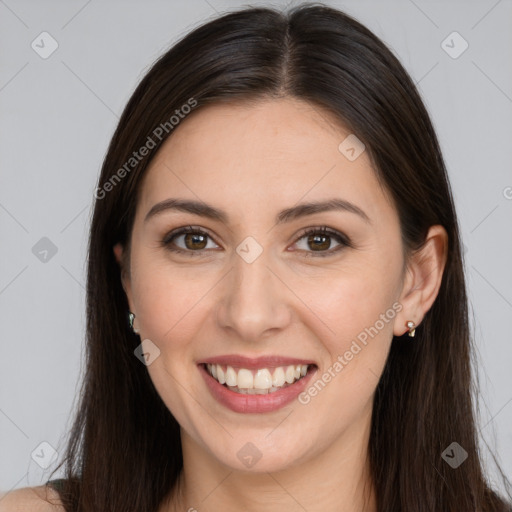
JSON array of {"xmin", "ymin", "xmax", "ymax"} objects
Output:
[{"xmin": 0, "ymin": 484, "xmax": 65, "ymax": 511}]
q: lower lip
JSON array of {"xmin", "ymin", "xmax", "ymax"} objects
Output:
[{"xmin": 199, "ymin": 364, "xmax": 317, "ymax": 413}]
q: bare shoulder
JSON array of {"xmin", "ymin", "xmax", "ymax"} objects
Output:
[{"xmin": 0, "ymin": 484, "xmax": 65, "ymax": 512}]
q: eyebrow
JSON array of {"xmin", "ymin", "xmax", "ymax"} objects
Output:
[{"xmin": 144, "ymin": 197, "xmax": 371, "ymax": 225}]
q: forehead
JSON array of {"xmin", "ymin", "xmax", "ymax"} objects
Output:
[{"xmin": 137, "ymin": 98, "xmax": 393, "ymax": 225}]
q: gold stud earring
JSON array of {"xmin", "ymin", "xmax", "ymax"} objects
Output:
[{"xmin": 406, "ymin": 321, "xmax": 416, "ymax": 338}]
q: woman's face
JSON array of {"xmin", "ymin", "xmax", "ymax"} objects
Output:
[{"xmin": 115, "ymin": 97, "xmax": 411, "ymax": 473}]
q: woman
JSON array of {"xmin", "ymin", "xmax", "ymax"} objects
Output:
[{"xmin": 4, "ymin": 3, "xmax": 510, "ymax": 511}]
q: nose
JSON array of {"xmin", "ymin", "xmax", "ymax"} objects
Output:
[{"xmin": 215, "ymin": 248, "xmax": 292, "ymax": 343}]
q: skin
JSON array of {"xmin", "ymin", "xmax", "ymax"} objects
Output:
[{"xmin": 113, "ymin": 97, "xmax": 448, "ymax": 512}]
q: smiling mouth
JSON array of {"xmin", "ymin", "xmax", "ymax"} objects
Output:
[{"xmin": 203, "ymin": 363, "xmax": 316, "ymax": 395}]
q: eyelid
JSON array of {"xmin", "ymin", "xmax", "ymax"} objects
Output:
[
  {"xmin": 162, "ymin": 225, "xmax": 216, "ymax": 245},
  {"xmin": 294, "ymin": 226, "xmax": 350, "ymax": 245}
]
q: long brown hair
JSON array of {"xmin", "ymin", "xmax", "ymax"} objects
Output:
[{"xmin": 45, "ymin": 4, "xmax": 511, "ymax": 511}]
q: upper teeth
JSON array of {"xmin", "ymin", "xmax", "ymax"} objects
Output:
[{"xmin": 206, "ymin": 364, "xmax": 309, "ymax": 389}]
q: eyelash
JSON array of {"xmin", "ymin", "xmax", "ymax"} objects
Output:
[{"xmin": 161, "ymin": 225, "xmax": 351, "ymax": 258}]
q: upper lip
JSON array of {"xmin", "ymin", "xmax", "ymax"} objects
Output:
[{"xmin": 198, "ymin": 354, "xmax": 317, "ymax": 368}]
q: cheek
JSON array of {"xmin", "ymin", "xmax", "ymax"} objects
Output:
[
  {"xmin": 295, "ymin": 254, "xmax": 401, "ymax": 409},
  {"xmin": 129, "ymin": 260, "xmax": 213, "ymax": 434},
  {"xmin": 298, "ymin": 263, "xmax": 400, "ymax": 348},
  {"xmin": 296, "ymin": 280, "xmax": 397, "ymax": 435},
  {"xmin": 131, "ymin": 257, "xmax": 213, "ymax": 344}
]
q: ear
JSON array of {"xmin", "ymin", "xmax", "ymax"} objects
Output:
[
  {"xmin": 113, "ymin": 242, "xmax": 135, "ymax": 311},
  {"xmin": 393, "ymin": 225, "xmax": 448, "ymax": 336}
]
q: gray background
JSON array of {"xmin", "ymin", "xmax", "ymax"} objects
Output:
[{"xmin": 1, "ymin": 0, "xmax": 511, "ymax": 496}]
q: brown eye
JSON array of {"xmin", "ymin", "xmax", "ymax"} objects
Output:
[
  {"xmin": 292, "ymin": 227, "xmax": 350, "ymax": 257},
  {"xmin": 182, "ymin": 232, "xmax": 208, "ymax": 250},
  {"xmin": 162, "ymin": 225, "xmax": 350, "ymax": 258},
  {"xmin": 306, "ymin": 233, "xmax": 331, "ymax": 251},
  {"xmin": 162, "ymin": 226, "xmax": 219, "ymax": 255}
]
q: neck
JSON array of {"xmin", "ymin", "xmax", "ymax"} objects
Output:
[{"xmin": 164, "ymin": 409, "xmax": 376, "ymax": 512}]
